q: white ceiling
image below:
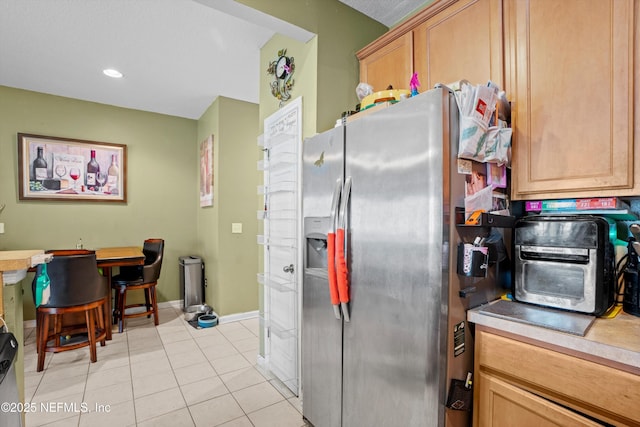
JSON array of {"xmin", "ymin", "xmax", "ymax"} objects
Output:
[
  {"xmin": 0, "ymin": 0, "xmax": 418, "ymax": 120},
  {"xmin": 339, "ymin": 0, "xmax": 428, "ymax": 27}
]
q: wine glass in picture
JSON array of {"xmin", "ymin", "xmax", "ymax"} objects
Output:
[
  {"xmin": 96, "ymin": 172, "xmax": 108, "ymax": 193},
  {"xmin": 69, "ymin": 167, "xmax": 80, "ymax": 191},
  {"xmin": 54, "ymin": 164, "xmax": 66, "ymax": 180}
]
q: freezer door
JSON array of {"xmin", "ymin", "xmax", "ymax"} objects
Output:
[
  {"xmin": 302, "ymin": 126, "xmax": 345, "ymax": 219},
  {"xmin": 342, "ymin": 89, "xmax": 452, "ymax": 427},
  {"xmin": 302, "ymin": 127, "xmax": 344, "ymax": 427}
]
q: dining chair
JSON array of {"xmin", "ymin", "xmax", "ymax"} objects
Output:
[
  {"xmin": 111, "ymin": 238, "xmax": 164, "ymax": 333},
  {"xmin": 33, "ymin": 252, "xmax": 108, "ymax": 372},
  {"xmin": 33, "ymin": 249, "xmax": 97, "ymax": 354}
]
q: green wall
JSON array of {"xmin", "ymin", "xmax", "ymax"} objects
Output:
[
  {"xmin": 241, "ymin": 0, "xmax": 387, "ymax": 134},
  {"xmin": 0, "ymin": 86, "xmax": 198, "ymax": 320},
  {"xmin": 260, "ymin": 35, "xmax": 318, "ymax": 136},
  {"xmin": 249, "ymin": 1, "xmax": 386, "ymax": 353},
  {"xmin": 0, "ymin": 1, "xmax": 389, "ymax": 323},
  {"xmin": 196, "ymin": 97, "xmax": 260, "ymax": 315}
]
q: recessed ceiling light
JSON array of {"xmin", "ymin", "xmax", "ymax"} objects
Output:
[{"xmin": 103, "ymin": 69, "xmax": 123, "ymax": 78}]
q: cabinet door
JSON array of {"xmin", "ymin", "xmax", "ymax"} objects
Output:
[
  {"xmin": 358, "ymin": 32, "xmax": 413, "ymax": 92},
  {"xmin": 414, "ymin": 0, "xmax": 504, "ymax": 89},
  {"xmin": 477, "ymin": 372, "xmax": 602, "ymax": 427},
  {"xmin": 474, "ymin": 330, "xmax": 640, "ymax": 426},
  {"xmin": 509, "ymin": 0, "xmax": 635, "ymax": 199}
]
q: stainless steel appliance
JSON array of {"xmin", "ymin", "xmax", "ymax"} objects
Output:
[
  {"xmin": 623, "ymin": 224, "xmax": 640, "ymax": 317},
  {"xmin": 623, "ymin": 244, "xmax": 640, "ymax": 317},
  {"xmin": 0, "ymin": 332, "xmax": 21, "ymax": 427},
  {"xmin": 302, "ymin": 88, "xmax": 503, "ymax": 427},
  {"xmin": 513, "ymin": 215, "xmax": 615, "ymax": 316}
]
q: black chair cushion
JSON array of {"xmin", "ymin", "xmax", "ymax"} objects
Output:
[
  {"xmin": 32, "ymin": 254, "xmax": 107, "ymax": 308},
  {"xmin": 112, "ymin": 239, "xmax": 164, "ymax": 286}
]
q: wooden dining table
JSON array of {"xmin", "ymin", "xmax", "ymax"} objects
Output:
[{"xmin": 96, "ymin": 246, "xmax": 145, "ymax": 340}]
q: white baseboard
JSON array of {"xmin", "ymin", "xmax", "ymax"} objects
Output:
[
  {"xmin": 218, "ymin": 310, "xmax": 259, "ymax": 324},
  {"xmin": 168, "ymin": 299, "xmax": 258, "ymax": 324},
  {"xmin": 161, "ymin": 300, "xmax": 259, "ymax": 324},
  {"xmin": 23, "ymin": 299, "xmax": 258, "ymax": 329}
]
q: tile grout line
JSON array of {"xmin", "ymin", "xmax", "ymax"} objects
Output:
[
  {"xmin": 216, "ymin": 320, "xmax": 261, "ymax": 426},
  {"xmin": 25, "ymin": 307, "xmax": 287, "ymax": 427},
  {"xmin": 124, "ymin": 327, "xmax": 139, "ymax": 427},
  {"xmin": 77, "ymin": 350, "xmax": 91, "ymax": 427},
  {"xmin": 163, "ymin": 306, "xmax": 198, "ymax": 427},
  {"xmin": 133, "ymin": 306, "xmax": 199, "ymax": 426},
  {"xmin": 175, "ymin": 308, "xmax": 263, "ymax": 425},
  {"xmin": 175, "ymin": 306, "xmax": 230, "ymax": 426}
]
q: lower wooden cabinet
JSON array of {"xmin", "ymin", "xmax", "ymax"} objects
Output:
[
  {"xmin": 477, "ymin": 373, "xmax": 602, "ymax": 426},
  {"xmin": 473, "ymin": 329, "xmax": 640, "ymax": 426}
]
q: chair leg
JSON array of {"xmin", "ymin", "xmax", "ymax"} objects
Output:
[
  {"xmin": 54, "ymin": 314, "xmax": 62, "ymax": 347},
  {"xmin": 37, "ymin": 313, "xmax": 49, "ymax": 372},
  {"xmin": 112, "ymin": 287, "xmax": 119, "ymax": 325},
  {"xmin": 151, "ymin": 286, "xmax": 159, "ymax": 326},
  {"xmin": 36, "ymin": 311, "xmax": 42, "ymax": 354},
  {"xmin": 118, "ymin": 286, "xmax": 127, "ymax": 333},
  {"xmin": 86, "ymin": 309, "xmax": 97, "ymax": 363},
  {"xmin": 144, "ymin": 289, "xmax": 151, "ymax": 319},
  {"xmin": 96, "ymin": 302, "xmax": 106, "ymax": 346}
]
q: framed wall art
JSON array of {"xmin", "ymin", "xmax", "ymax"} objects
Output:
[
  {"xmin": 199, "ymin": 134, "xmax": 213, "ymax": 207},
  {"xmin": 18, "ymin": 133, "xmax": 127, "ymax": 202}
]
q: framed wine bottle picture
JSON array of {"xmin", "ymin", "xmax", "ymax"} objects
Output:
[{"xmin": 17, "ymin": 133, "xmax": 127, "ymax": 202}]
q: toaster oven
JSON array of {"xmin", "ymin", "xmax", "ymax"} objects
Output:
[{"xmin": 513, "ymin": 215, "xmax": 615, "ymax": 316}]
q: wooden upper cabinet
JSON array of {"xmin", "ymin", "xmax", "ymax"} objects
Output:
[
  {"xmin": 358, "ymin": 0, "xmax": 503, "ymax": 93},
  {"xmin": 509, "ymin": 0, "xmax": 636, "ymax": 200},
  {"xmin": 414, "ymin": 0, "xmax": 504, "ymax": 90},
  {"xmin": 358, "ymin": 32, "xmax": 413, "ymax": 92},
  {"xmin": 358, "ymin": 0, "xmax": 637, "ymax": 200}
]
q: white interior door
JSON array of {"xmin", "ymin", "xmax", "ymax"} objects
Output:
[{"xmin": 258, "ymin": 97, "xmax": 302, "ymax": 394}]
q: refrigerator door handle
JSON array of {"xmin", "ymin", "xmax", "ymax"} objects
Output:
[
  {"xmin": 327, "ymin": 178, "xmax": 342, "ymax": 320},
  {"xmin": 330, "ymin": 178, "xmax": 342, "ymax": 229},
  {"xmin": 337, "ymin": 176, "xmax": 352, "ymax": 322}
]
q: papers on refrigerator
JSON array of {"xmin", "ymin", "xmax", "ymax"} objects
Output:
[
  {"xmin": 461, "ymin": 160, "xmax": 510, "ymax": 218},
  {"xmin": 455, "ymin": 81, "xmax": 512, "ymax": 166}
]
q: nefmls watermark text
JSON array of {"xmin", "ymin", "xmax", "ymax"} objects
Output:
[{"xmin": 1, "ymin": 401, "xmax": 111, "ymax": 413}]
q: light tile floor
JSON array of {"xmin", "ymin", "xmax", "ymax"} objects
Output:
[{"xmin": 23, "ymin": 306, "xmax": 307, "ymax": 427}]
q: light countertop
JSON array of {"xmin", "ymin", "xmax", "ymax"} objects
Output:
[
  {"xmin": 468, "ymin": 300, "xmax": 640, "ymax": 374},
  {"xmin": 0, "ymin": 250, "xmax": 45, "ymax": 271},
  {"xmin": 0, "ymin": 250, "xmax": 45, "ymax": 318}
]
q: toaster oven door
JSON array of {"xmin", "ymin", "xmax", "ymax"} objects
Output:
[{"xmin": 514, "ymin": 245, "xmax": 598, "ymax": 314}]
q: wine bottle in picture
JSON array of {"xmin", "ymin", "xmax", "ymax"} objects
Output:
[
  {"xmin": 107, "ymin": 154, "xmax": 119, "ymax": 193},
  {"xmin": 33, "ymin": 146, "xmax": 48, "ymax": 182},
  {"xmin": 86, "ymin": 149, "xmax": 100, "ymax": 187}
]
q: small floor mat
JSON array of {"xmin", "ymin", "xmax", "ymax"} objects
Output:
[
  {"xmin": 186, "ymin": 313, "xmax": 205, "ymax": 329},
  {"xmin": 479, "ymin": 299, "xmax": 595, "ymax": 336}
]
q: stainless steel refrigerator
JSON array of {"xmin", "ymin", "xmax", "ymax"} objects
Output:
[{"xmin": 302, "ymin": 87, "xmax": 500, "ymax": 427}]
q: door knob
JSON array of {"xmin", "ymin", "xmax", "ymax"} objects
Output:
[{"xmin": 283, "ymin": 264, "xmax": 294, "ymax": 273}]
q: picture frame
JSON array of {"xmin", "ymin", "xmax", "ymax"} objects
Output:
[
  {"xmin": 199, "ymin": 134, "xmax": 214, "ymax": 207},
  {"xmin": 18, "ymin": 133, "xmax": 127, "ymax": 202}
]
